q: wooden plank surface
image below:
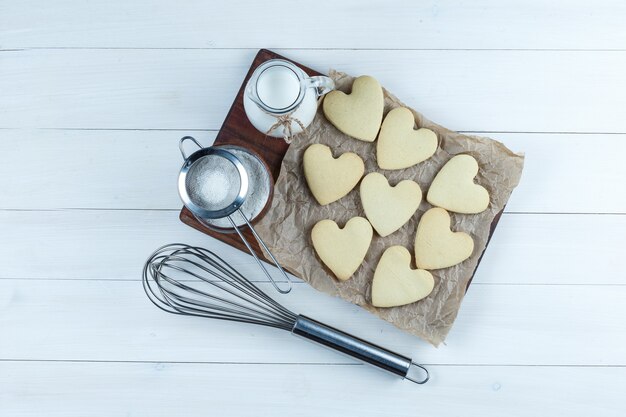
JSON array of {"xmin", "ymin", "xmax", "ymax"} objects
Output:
[
  {"xmin": 2, "ymin": 0, "xmax": 625, "ymax": 50},
  {"xmin": 1, "ymin": 279, "xmax": 625, "ymax": 365},
  {"xmin": 1, "ymin": 1, "xmax": 625, "ymax": 415},
  {"xmin": 1, "ymin": 131, "xmax": 625, "ymax": 214},
  {"xmin": 1, "ymin": 362, "xmax": 625, "ymax": 417},
  {"xmin": 0, "ymin": 210, "xmax": 623, "ymax": 285},
  {"xmin": 2, "ymin": 49, "xmax": 626, "ymax": 133}
]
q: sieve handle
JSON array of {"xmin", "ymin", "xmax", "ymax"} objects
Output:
[
  {"xmin": 179, "ymin": 136, "xmax": 204, "ymax": 159},
  {"xmin": 229, "ymin": 210, "xmax": 293, "ymax": 294}
]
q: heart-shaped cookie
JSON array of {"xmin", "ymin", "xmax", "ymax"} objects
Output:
[
  {"xmin": 311, "ymin": 217, "xmax": 373, "ymax": 281},
  {"xmin": 376, "ymin": 107, "xmax": 438, "ymax": 170},
  {"xmin": 414, "ymin": 207, "xmax": 474, "ymax": 269},
  {"xmin": 303, "ymin": 144, "xmax": 365, "ymax": 205},
  {"xmin": 427, "ymin": 154, "xmax": 490, "ymax": 214},
  {"xmin": 322, "ymin": 75, "xmax": 384, "ymax": 142},
  {"xmin": 371, "ymin": 246, "xmax": 434, "ymax": 308},
  {"xmin": 360, "ymin": 172, "xmax": 422, "ymax": 237}
]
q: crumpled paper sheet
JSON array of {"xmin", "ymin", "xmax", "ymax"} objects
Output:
[{"xmin": 256, "ymin": 71, "xmax": 525, "ymax": 346}]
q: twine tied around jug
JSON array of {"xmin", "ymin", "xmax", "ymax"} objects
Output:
[{"xmin": 265, "ymin": 111, "xmax": 307, "ymax": 144}]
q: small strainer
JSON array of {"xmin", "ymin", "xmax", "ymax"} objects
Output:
[{"xmin": 178, "ymin": 136, "xmax": 292, "ymax": 293}]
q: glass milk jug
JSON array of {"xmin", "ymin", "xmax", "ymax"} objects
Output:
[{"xmin": 243, "ymin": 59, "xmax": 335, "ymax": 140}]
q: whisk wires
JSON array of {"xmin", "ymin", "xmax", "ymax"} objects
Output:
[{"xmin": 142, "ymin": 244, "xmax": 297, "ymax": 330}]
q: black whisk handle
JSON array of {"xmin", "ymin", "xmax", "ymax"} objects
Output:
[{"xmin": 291, "ymin": 315, "xmax": 429, "ymax": 384}]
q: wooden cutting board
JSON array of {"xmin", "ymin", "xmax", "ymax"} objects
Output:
[
  {"xmin": 179, "ymin": 49, "xmax": 315, "ymax": 259},
  {"xmin": 180, "ymin": 48, "xmax": 502, "ymax": 288}
]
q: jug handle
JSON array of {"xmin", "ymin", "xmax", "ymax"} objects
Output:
[{"xmin": 305, "ymin": 76, "xmax": 335, "ymax": 97}]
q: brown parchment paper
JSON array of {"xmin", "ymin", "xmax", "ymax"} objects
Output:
[{"xmin": 256, "ymin": 71, "xmax": 525, "ymax": 346}]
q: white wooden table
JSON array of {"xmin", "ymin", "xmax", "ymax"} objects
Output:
[{"xmin": 1, "ymin": 1, "xmax": 625, "ymax": 415}]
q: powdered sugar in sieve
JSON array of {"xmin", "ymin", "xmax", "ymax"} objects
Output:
[
  {"xmin": 186, "ymin": 154, "xmax": 242, "ymax": 212},
  {"xmin": 188, "ymin": 146, "xmax": 271, "ymax": 229}
]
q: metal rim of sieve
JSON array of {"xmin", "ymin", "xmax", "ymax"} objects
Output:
[
  {"xmin": 178, "ymin": 146, "xmax": 249, "ymax": 220},
  {"xmin": 199, "ymin": 145, "xmax": 273, "ymax": 232}
]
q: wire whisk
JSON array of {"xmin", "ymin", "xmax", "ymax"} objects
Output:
[{"xmin": 143, "ymin": 243, "xmax": 429, "ymax": 384}]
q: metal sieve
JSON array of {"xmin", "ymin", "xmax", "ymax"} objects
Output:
[
  {"xmin": 178, "ymin": 136, "xmax": 292, "ymax": 293},
  {"xmin": 192, "ymin": 145, "xmax": 272, "ymax": 231}
]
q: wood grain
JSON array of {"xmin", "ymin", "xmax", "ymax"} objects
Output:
[
  {"xmin": 2, "ymin": 1, "xmax": 626, "ymax": 415},
  {"xmin": 3, "ymin": 49, "xmax": 626, "ymax": 132},
  {"xmin": 2, "ymin": 0, "xmax": 625, "ymax": 50},
  {"xmin": 1, "ymin": 361, "xmax": 625, "ymax": 417},
  {"xmin": 1, "ymin": 130, "xmax": 625, "ymax": 213},
  {"xmin": 1, "ymin": 279, "xmax": 626, "ymax": 365},
  {"xmin": 0, "ymin": 210, "xmax": 623, "ymax": 285}
]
